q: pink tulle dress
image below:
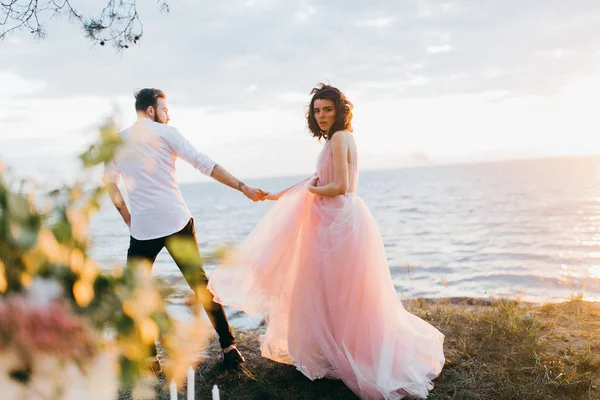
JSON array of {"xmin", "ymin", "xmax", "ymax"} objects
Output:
[{"xmin": 208, "ymin": 133, "xmax": 444, "ymax": 399}]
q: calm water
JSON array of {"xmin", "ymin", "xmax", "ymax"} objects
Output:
[{"xmin": 89, "ymin": 156, "xmax": 600, "ymax": 325}]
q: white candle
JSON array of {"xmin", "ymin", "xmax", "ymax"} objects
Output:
[
  {"xmin": 187, "ymin": 367, "xmax": 195, "ymax": 400},
  {"xmin": 170, "ymin": 380, "xmax": 177, "ymax": 400},
  {"xmin": 212, "ymin": 384, "xmax": 220, "ymax": 400}
]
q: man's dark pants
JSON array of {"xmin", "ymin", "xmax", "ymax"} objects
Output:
[{"xmin": 126, "ymin": 218, "xmax": 235, "ymax": 360}]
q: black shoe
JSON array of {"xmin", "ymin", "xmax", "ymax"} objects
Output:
[{"xmin": 223, "ymin": 347, "xmax": 245, "ymax": 369}]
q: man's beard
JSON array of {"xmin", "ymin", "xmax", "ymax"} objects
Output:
[{"xmin": 153, "ymin": 109, "xmax": 161, "ymax": 123}]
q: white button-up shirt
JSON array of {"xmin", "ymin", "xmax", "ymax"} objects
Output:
[{"xmin": 103, "ymin": 118, "xmax": 216, "ymax": 240}]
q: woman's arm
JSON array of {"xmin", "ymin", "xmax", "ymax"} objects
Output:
[
  {"xmin": 265, "ymin": 175, "xmax": 316, "ymax": 200},
  {"xmin": 308, "ymin": 132, "xmax": 349, "ymax": 197}
]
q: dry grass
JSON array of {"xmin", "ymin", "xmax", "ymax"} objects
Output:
[
  {"xmin": 119, "ymin": 297, "xmax": 600, "ymax": 400},
  {"xmin": 415, "ymin": 296, "xmax": 600, "ymax": 400}
]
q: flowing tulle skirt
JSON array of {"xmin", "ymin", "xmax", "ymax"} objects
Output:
[{"xmin": 209, "ymin": 184, "xmax": 444, "ymax": 399}]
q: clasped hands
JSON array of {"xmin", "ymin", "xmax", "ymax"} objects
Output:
[
  {"xmin": 241, "ymin": 185, "xmax": 268, "ymax": 202},
  {"xmin": 241, "ymin": 175, "xmax": 319, "ymax": 202}
]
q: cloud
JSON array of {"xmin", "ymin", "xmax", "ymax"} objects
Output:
[
  {"xmin": 278, "ymin": 92, "xmax": 311, "ymax": 104},
  {"xmin": 2, "ymin": 0, "xmax": 600, "ymax": 184},
  {"xmin": 405, "ymin": 75, "xmax": 432, "ymax": 86},
  {"xmin": 0, "ymin": 72, "xmax": 45, "ymax": 96},
  {"xmin": 243, "ymin": 0, "xmax": 278, "ymax": 8},
  {"xmin": 1, "ymin": 0, "xmax": 599, "ymax": 111},
  {"xmin": 293, "ymin": 2, "xmax": 317, "ymax": 22},
  {"xmin": 427, "ymin": 44, "xmax": 454, "ymax": 54},
  {"xmin": 416, "ymin": 1, "xmax": 463, "ymax": 18},
  {"xmin": 356, "ymin": 18, "xmax": 396, "ymax": 28},
  {"xmin": 536, "ymin": 49, "xmax": 579, "ymax": 59}
]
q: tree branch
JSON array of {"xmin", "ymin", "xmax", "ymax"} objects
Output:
[{"xmin": 0, "ymin": 0, "xmax": 168, "ymax": 49}]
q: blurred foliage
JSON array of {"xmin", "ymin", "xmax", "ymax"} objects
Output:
[{"xmin": 0, "ymin": 118, "xmax": 207, "ymax": 388}]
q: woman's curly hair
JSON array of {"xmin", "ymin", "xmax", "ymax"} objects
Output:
[{"xmin": 306, "ymin": 83, "xmax": 354, "ymax": 140}]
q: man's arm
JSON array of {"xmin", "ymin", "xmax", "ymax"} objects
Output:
[
  {"xmin": 106, "ymin": 183, "xmax": 131, "ymax": 226},
  {"xmin": 210, "ymin": 164, "xmax": 266, "ymax": 202},
  {"xmin": 103, "ymin": 161, "xmax": 131, "ymax": 227},
  {"xmin": 163, "ymin": 128, "xmax": 266, "ymax": 202}
]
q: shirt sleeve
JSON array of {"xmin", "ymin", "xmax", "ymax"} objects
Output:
[
  {"xmin": 163, "ymin": 128, "xmax": 216, "ymax": 176},
  {"xmin": 103, "ymin": 160, "xmax": 121, "ymax": 184}
]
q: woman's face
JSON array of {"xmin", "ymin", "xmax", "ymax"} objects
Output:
[{"xmin": 313, "ymin": 99, "xmax": 336, "ymax": 135}]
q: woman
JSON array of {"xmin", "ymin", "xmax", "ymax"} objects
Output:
[{"xmin": 208, "ymin": 84, "xmax": 444, "ymax": 399}]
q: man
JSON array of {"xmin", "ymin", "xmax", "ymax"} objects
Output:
[{"xmin": 103, "ymin": 88, "xmax": 265, "ymax": 371}]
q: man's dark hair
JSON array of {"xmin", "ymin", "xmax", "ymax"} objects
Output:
[{"xmin": 134, "ymin": 88, "xmax": 166, "ymax": 112}]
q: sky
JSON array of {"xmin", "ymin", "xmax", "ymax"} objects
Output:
[{"xmin": 1, "ymin": 0, "xmax": 599, "ymax": 186}]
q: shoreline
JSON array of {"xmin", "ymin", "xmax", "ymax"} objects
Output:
[{"xmin": 120, "ymin": 297, "xmax": 600, "ymax": 400}]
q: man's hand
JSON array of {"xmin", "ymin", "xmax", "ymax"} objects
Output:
[{"xmin": 241, "ymin": 184, "xmax": 267, "ymax": 202}]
